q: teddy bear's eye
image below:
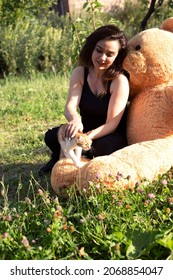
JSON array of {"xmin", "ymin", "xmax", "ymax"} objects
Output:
[{"xmin": 135, "ymin": 45, "xmax": 141, "ymax": 51}]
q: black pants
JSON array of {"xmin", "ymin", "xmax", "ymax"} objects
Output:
[{"xmin": 44, "ymin": 126, "xmax": 127, "ymax": 161}]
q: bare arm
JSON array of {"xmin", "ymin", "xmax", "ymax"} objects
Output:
[
  {"xmin": 64, "ymin": 66, "xmax": 84, "ymax": 139},
  {"xmin": 88, "ymin": 74, "xmax": 129, "ymax": 140}
]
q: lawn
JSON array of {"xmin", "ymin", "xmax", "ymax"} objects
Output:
[{"xmin": 0, "ymin": 74, "xmax": 173, "ymax": 260}]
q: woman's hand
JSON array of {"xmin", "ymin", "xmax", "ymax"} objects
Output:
[{"xmin": 64, "ymin": 118, "xmax": 83, "ymax": 139}]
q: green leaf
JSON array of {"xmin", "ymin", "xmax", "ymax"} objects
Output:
[
  {"xmin": 126, "ymin": 230, "xmax": 159, "ymax": 259},
  {"xmin": 157, "ymin": 232, "xmax": 173, "ymax": 251}
]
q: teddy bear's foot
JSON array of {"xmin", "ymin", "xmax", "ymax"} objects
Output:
[{"xmin": 51, "ymin": 157, "xmax": 90, "ymax": 196}]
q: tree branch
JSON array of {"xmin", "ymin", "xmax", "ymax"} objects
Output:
[{"xmin": 140, "ymin": 0, "xmax": 157, "ymax": 31}]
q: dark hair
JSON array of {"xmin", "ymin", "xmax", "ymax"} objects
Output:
[{"xmin": 78, "ymin": 25, "xmax": 128, "ymax": 92}]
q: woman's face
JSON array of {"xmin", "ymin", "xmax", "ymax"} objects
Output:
[{"xmin": 91, "ymin": 38, "xmax": 121, "ymax": 72}]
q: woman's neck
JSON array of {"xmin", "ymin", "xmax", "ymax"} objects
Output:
[{"xmin": 89, "ymin": 67, "xmax": 104, "ymax": 78}]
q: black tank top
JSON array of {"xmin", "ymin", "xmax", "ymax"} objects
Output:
[{"xmin": 79, "ymin": 67, "xmax": 127, "ymax": 134}]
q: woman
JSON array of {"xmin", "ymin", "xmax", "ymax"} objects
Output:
[{"xmin": 39, "ymin": 25, "xmax": 129, "ymax": 175}]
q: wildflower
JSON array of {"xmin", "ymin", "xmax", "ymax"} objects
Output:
[
  {"xmin": 53, "ymin": 210, "xmax": 63, "ymax": 220},
  {"xmin": 63, "ymin": 225, "xmax": 68, "ymax": 230},
  {"xmin": 116, "ymin": 201, "xmax": 122, "ymax": 206},
  {"xmin": 167, "ymin": 197, "xmax": 173, "ymax": 204},
  {"xmin": 98, "ymin": 213, "xmax": 105, "ymax": 221},
  {"xmin": 125, "ymin": 204, "xmax": 131, "ymax": 210},
  {"xmin": 22, "ymin": 236, "xmax": 30, "ymax": 248},
  {"xmin": 5, "ymin": 214, "xmax": 12, "ymax": 222},
  {"xmin": 69, "ymin": 225, "xmax": 75, "ymax": 232},
  {"xmin": 38, "ymin": 246, "xmax": 42, "ymax": 251},
  {"xmin": 79, "ymin": 247, "xmax": 87, "ymax": 257},
  {"xmin": 144, "ymin": 200, "xmax": 149, "ymax": 206},
  {"xmin": 54, "ymin": 197, "xmax": 59, "ymax": 204},
  {"xmin": 148, "ymin": 193, "xmax": 155, "ymax": 199},
  {"xmin": 95, "ymin": 184, "xmax": 100, "ymax": 189},
  {"xmin": 116, "ymin": 172, "xmax": 122, "ymax": 181},
  {"xmin": 143, "ymin": 180, "xmax": 149, "ymax": 187},
  {"xmin": 55, "ymin": 205, "xmax": 63, "ymax": 211},
  {"xmin": 80, "ymin": 219, "xmax": 85, "ymax": 224},
  {"xmin": 166, "ymin": 208, "xmax": 171, "ymax": 214},
  {"xmin": 114, "ymin": 243, "xmax": 121, "ymax": 251},
  {"xmin": 112, "ymin": 194, "xmax": 117, "ymax": 200},
  {"xmin": 45, "ymin": 198, "xmax": 50, "ymax": 204},
  {"xmin": 95, "ymin": 173, "xmax": 100, "ymax": 180},
  {"xmin": 0, "ymin": 189, "xmax": 4, "ymax": 197},
  {"xmin": 137, "ymin": 188, "xmax": 144, "ymax": 194},
  {"xmin": 38, "ymin": 188, "xmax": 44, "ymax": 196},
  {"xmin": 161, "ymin": 179, "xmax": 167, "ymax": 185},
  {"xmin": 25, "ymin": 197, "xmax": 31, "ymax": 204},
  {"xmin": 31, "ymin": 239, "xmax": 36, "ymax": 244},
  {"xmin": 2, "ymin": 232, "xmax": 8, "ymax": 238},
  {"xmin": 46, "ymin": 227, "xmax": 52, "ymax": 233}
]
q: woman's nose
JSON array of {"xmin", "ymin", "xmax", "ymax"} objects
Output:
[{"xmin": 100, "ymin": 53, "xmax": 107, "ymax": 61}]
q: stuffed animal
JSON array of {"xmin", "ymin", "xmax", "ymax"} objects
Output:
[{"xmin": 51, "ymin": 17, "xmax": 173, "ymax": 196}]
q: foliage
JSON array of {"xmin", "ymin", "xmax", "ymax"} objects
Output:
[
  {"xmin": 0, "ymin": 170, "xmax": 173, "ymax": 260},
  {"xmin": 0, "ymin": 0, "xmax": 55, "ymax": 26},
  {"xmin": 0, "ymin": 73, "xmax": 173, "ymax": 260},
  {"xmin": 0, "ymin": 0, "xmax": 172, "ymax": 77},
  {"xmin": 138, "ymin": 0, "xmax": 173, "ymax": 29}
]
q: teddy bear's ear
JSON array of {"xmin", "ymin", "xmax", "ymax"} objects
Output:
[{"xmin": 160, "ymin": 17, "xmax": 173, "ymax": 33}]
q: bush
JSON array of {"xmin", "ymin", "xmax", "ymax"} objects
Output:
[{"xmin": 0, "ymin": 0, "xmax": 172, "ymax": 77}]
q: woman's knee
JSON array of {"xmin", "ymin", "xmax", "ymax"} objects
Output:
[
  {"xmin": 44, "ymin": 127, "xmax": 60, "ymax": 153},
  {"xmin": 91, "ymin": 134, "xmax": 127, "ymax": 157}
]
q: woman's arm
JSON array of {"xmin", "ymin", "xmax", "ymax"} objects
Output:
[
  {"xmin": 88, "ymin": 74, "xmax": 129, "ymax": 140},
  {"xmin": 64, "ymin": 66, "xmax": 84, "ymax": 139}
]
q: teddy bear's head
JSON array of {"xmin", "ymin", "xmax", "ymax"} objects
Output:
[{"xmin": 123, "ymin": 18, "xmax": 173, "ymax": 99}]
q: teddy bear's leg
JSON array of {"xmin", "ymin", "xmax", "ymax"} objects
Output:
[
  {"xmin": 51, "ymin": 157, "xmax": 89, "ymax": 197},
  {"xmin": 51, "ymin": 136, "xmax": 173, "ymax": 195},
  {"xmin": 79, "ymin": 136, "xmax": 173, "ymax": 191}
]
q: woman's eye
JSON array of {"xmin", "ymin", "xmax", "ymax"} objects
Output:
[
  {"xmin": 96, "ymin": 49, "xmax": 102, "ymax": 53},
  {"xmin": 107, "ymin": 53, "xmax": 114, "ymax": 57}
]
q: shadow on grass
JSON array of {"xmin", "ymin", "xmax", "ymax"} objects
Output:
[{"xmin": 0, "ymin": 162, "xmax": 55, "ymax": 201}]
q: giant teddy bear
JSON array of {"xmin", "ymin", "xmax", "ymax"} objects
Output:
[{"xmin": 51, "ymin": 17, "xmax": 173, "ymax": 196}]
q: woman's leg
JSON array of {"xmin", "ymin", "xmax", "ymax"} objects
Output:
[
  {"xmin": 87, "ymin": 132, "xmax": 127, "ymax": 158},
  {"xmin": 38, "ymin": 126, "xmax": 60, "ymax": 175}
]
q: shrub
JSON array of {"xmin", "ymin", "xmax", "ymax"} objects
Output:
[{"xmin": 0, "ymin": 0, "xmax": 172, "ymax": 77}]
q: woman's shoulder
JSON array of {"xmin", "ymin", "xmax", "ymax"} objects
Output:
[
  {"xmin": 112, "ymin": 72, "xmax": 129, "ymax": 85},
  {"xmin": 72, "ymin": 66, "xmax": 85, "ymax": 77},
  {"xmin": 70, "ymin": 66, "xmax": 85, "ymax": 84},
  {"xmin": 110, "ymin": 73, "xmax": 129, "ymax": 96}
]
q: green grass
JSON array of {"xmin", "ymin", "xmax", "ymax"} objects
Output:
[
  {"xmin": 0, "ymin": 73, "xmax": 68, "ymax": 198},
  {"xmin": 0, "ymin": 74, "xmax": 173, "ymax": 260}
]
